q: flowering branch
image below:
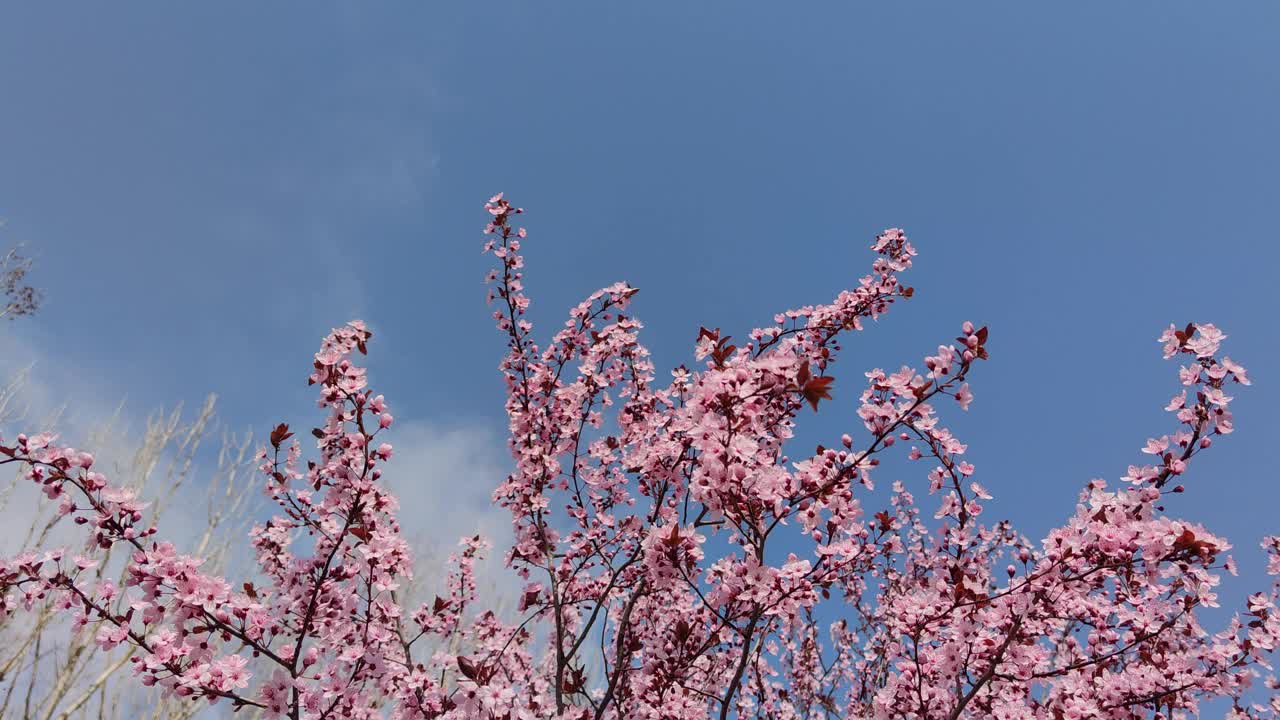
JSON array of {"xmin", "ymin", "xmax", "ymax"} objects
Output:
[{"xmin": 0, "ymin": 195, "xmax": 1271, "ymax": 719}]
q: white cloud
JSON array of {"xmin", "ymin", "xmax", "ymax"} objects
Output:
[{"xmin": 381, "ymin": 419, "xmax": 519, "ymax": 608}]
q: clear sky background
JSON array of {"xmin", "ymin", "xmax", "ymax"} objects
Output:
[{"xmin": 1, "ymin": 1, "xmax": 1278, "ymax": 650}]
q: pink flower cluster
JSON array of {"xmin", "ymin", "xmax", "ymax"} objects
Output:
[{"xmin": 0, "ymin": 194, "xmax": 1274, "ymax": 719}]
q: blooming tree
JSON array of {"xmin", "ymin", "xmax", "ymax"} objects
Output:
[{"xmin": 0, "ymin": 195, "xmax": 1276, "ymax": 719}]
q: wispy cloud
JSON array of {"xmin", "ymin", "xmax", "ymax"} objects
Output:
[{"xmin": 382, "ymin": 419, "xmax": 517, "ymax": 604}]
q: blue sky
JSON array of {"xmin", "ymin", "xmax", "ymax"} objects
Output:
[{"xmin": 1, "ymin": 1, "xmax": 1278, "ymax": 631}]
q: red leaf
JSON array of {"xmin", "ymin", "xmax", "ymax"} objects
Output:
[
  {"xmin": 875, "ymin": 510, "xmax": 893, "ymax": 532},
  {"xmin": 269, "ymin": 423, "xmax": 294, "ymax": 449},
  {"xmin": 563, "ymin": 664, "xmax": 587, "ymax": 693},
  {"xmin": 709, "ymin": 335, "xmax": 736, "ymax": 367},
  {"xmin": 350, "ymin": 526, "xmax": 372, "ymax": 543},
  {"xmin": 802, "ymin": 376, "xmax": 834, "ymax": 411},
  {"xmin": 800, "ymin": 375, "xmax": 834, "ymax": 411},
  {"xmin": 713, "ymin": 342, "xmax": 736, "ymax": 366}
]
